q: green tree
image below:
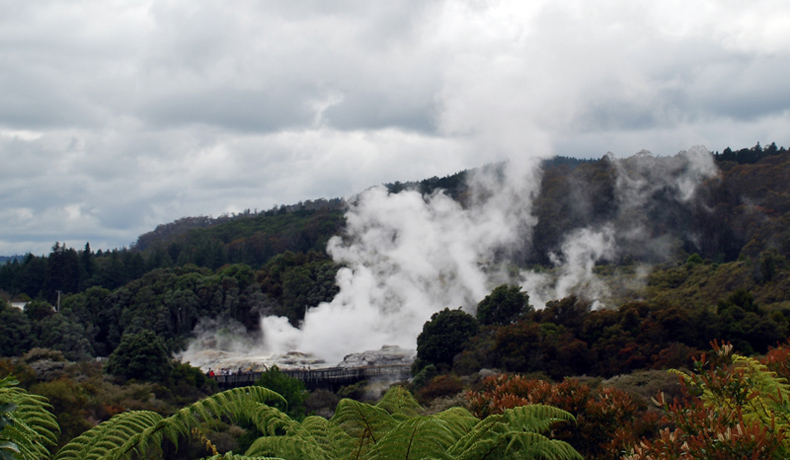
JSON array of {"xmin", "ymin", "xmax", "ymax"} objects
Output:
[
  {"xmin": 476, "ymin": 284, "xmax": 532, "ymax": 326},
  {"xmin": 0, "ymin": 302, "xmax": 32, "ymax": 357},
  {"xmin": 254, "ymin": 366, "xmax": 307, "ymax": 420},
  {"xmin": 415, "ymin": 308, "xmax": 479, "ymax": 372},
  {"xmin": 105, "ymin": 330, "xmax": 171, "ymax": 383},
  {"xmin": 43, "ymin": 243, "xmax": 81, "ymax": 303},
  {"xmin": 33, "ymin": 314, "xmax": 93, "ymax": 361}
]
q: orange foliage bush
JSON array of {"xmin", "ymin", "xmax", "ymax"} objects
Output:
[
  {"xmin": 416, "ymin": 374, "xmax": 463, "ymax": 401},
  {"xmin": 624, "ymin": 341, "xmax": 790, "ymax": 460},
  {"xmin": 466, "ymin": 375, "xmax": 658, "ymax": 460}
]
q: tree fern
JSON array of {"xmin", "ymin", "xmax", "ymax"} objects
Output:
[
  {"xmin": 731, "ymin": 354, "xmax": 790, "ymax": 430},
  {"xmin": 449, "ymin": 405, "xmax": 581, "ymax": 460},
  {"xmin": 504, "ymin": 432, "xmax": 584, "ymax": 460},
  {"xmin": 430, "ymin": 407, "xmax": 478, "ymax": 441},
  {"xmin": 374, "ymin": 386, "xmax": 421, "ymax": 421},
  {"xmin": 330, "ymin": 397, "xmax": 396, "ymax": 459},
  {"xmin": 244, "ymin": 413, "xmax": 336, "ymax": 460},
  {"xmin": 54, "ymin": 386, "xmax": 284, "ymax": 460},
  {"xmin": 239, "ymin": 402, "xmax": 299, "ymax": 437},
  {"xmin": 53, "ymin": 410, "xmax": 163, "ymax": 460},
  {"xmin": 244, "ymin": 387, "xmax": 581, "ymax": 460},
  {"xmin": 361, "ymin": 416, "xmax": 455, "ymax": 460},
  {"xmin": 502, "ymin": 405, "xmax": 577, "ymax": 434},
  {"xmin": 200, "ymin": 454, "xmax": 281, "ymax": 460},
  {"xmin": 0, "ymin": 376, "xmax": 59, "ymax": 460},
  {"xmin": 122, "ymin": 386, "xmax": 285, "ymax": 458},
  {"xmin": 245, "ymin": 435, "xmax": 325, "ymax": 460},
  {"xmin": 48, "ymin": 383, "xmax": 580, "ymax": 460}
]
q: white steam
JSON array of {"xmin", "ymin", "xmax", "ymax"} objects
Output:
[
  {"xmin": 522, "ymin": 225, "xmax": 617, "ymax": 309},
  {"xmin": 261, "ymin": 158, "xmax": 542, "ymax": 363},
  {"xmin": 521, "ymin": 146, "xmax": 718, "ymax": 309},
  {"xmin": 184, "ymin": 147, "xmax": 720, "ymax": 368}
]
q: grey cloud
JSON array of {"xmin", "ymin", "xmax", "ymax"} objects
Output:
[
  {"xmin": 692, "ymin": 55, "xmax": 790, "ymax": 121},
  {"xmin": 323, "ymin": 91, "xmax": 438, "ymax": 133},
  {"xmin": 0, "ymin": 67, "xmax": 99, "ymax": 129},
  {"xmin": 138, "ymin": 87, "xmax": 317, "ymax": 132}
]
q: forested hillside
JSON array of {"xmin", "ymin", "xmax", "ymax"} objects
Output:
[{"xmin": 1, "ymin": 143, "xmax": 789, "ymax": 363}]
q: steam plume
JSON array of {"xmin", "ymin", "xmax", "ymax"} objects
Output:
[
  {"xmin": 521, "ymin": 146, "xmax": 718, "ymax": 309},
  {"xmin": 261, "ymin": 158, "xmax": 543, "ymax": 363},
  {"xmin": 185, "ymin": 147, "xmax": 719, "ymax": 367}
]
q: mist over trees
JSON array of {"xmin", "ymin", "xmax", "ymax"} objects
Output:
[{"xmin": 1, "ymin": 143, "xmax": 789, "ymax": 363}]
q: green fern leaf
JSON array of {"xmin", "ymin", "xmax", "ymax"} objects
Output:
[
  {"xmin": 241, "ymin": 402, "xmax": 298, "ymax": 437},
  {"xmin": 245, "ymin": 435, "xmax": 325, "ymax": 460},
  {"xmin": 331, "ymin": 398, "xmax": 396, "ymax": 459},
  {"xmin": 0, "ymin": 376, "xmax": 59, "ymax": 460},
  {"xmin": 54, "ymin": 385, "xmax": 285, "ymax": 460},
  {"xmin": 502, "ymin": 404, "xmax": 576, "ymax": 433},
  {"xmin": 54, "ymin": 410, "xmax": 162, "ymax": 460},
  {"xmin": 430, "ymin": 407, "xmax": 478, "ymax": 441},
  {"xmin": 362, "ymin": 416, "xmax": 454, "ymax": 460},
  {"xmin": 200, "ymin": 454, "xmax": 283, "ymax": 460},
  {"xmin": 375, "ymin": 387, "xmax": 422, "ymax": 421},
  {"xmin": 504, "ymin": 432, "xmax": 583, "ymax": 460}
]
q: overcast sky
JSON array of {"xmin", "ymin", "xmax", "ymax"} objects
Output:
[{"xmin": 1, "ymin": 0, "xmax": 788, "ymax": 256}]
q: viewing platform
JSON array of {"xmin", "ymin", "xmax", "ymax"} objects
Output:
[{"xmin": 213, "ymin": 364, "xmax": 412, "ymax": 391}]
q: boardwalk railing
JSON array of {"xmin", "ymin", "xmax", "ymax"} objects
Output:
[{"xmin": 213, "ymin": 364, "xmax": 412, "ymax": 391}]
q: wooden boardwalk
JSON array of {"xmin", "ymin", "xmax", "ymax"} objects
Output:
[{"xmin": 213, "ymin": 364, "xmax": 412, "ymax": 391}]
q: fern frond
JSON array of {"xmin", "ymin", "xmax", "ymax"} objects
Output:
[
  {"xmin": 243, "ymin": 413, "xmax": 339, "ymax": 460},
  {"xmin": 731, "ymin": 354, "xmax": 790, "ymax": 429},
  {"xmin": 430, "ymin": 407, "xmax": 478, "ymax": 441},
  {"xmin": 245, "ymin": 435, "xmax": 325, "ymax": 460},
  {"xmin": 447, "ymin": 413, "xmax": 507, "ymax": 458},
  {"xmin": 126, "ymin": 386, "xmax": 285, "ymax": 458},
  {"xmin": 375, "ymin": 387, "xmax": 422, "ymax": 421},
  {"xmin": 505, "ymin": 432, "xmax": 583, "ymax": 460},
  {"xmin": 452, "ymin": 433, "xmax": 508, "ymax": 460},
  {"xmin": 55, "ymin": 386, "xmax": 285, "ymax": 460},
  {"xmin": 449, "ymin": 405, "xmax": 580, "ymax": 460},
  {"xmin": 179, "ymin": 386, "xmax": 286, "ymax": 431},
  {"xmin": 0, "ymin": 376, "xmax": 59, "ymax": 460},
  {"xmin": 331, "ymin": 398, "xmax": 396, "ymax": 458},
  {"xmin": 54, "ymin": 410, "xmax": 162, "ymax": 460},
  {"xmin": 362, "ymin": 416, "xmax": 454, "ymax": 460},
  {"xmin": 502, "ymin": 404, "xmax": 576, "ymax": 433},
  {"xmin": 200, "ymin": 453, "xmax": 283, "ymax": 460},
  {"xmin": 296, "ymin": 416, "xmax": 333, "ymax": 454},
  {"xmin": 241, "ymin": 402, "xmax": 299, "ymax": 437}
]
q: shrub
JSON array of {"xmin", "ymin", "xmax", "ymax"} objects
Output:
[
  {"xmin": 466, "ymin": 374, "xmax": 651, "ymax": 460},
  {"xmin": 416, "ymin": 374, "xmax": 463, "ymax": 402}
]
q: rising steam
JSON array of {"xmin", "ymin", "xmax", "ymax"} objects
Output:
[
  {"xmin": 261, "ymin": 158, "xmax": 543, "ymax": 363},
  {"xmin": 183, "ymin": 147, "xmax": 719, "ymax": 368},
  {"xmin": 521, "ymin": 146, "xmax": 718, "ymax": 309}
]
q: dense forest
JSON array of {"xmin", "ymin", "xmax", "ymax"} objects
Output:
[{"xmin": 2, "ymin": 142, "xmax": 790, "ymax": 459}]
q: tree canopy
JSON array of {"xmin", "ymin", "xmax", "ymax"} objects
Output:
[
  {"xmin": 415, "ymin": 308, "xmax": 479, "ymax": 372},
  {"xmin": 476, "ymin": 284, "xmax": 532, "ymax": 326}
]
